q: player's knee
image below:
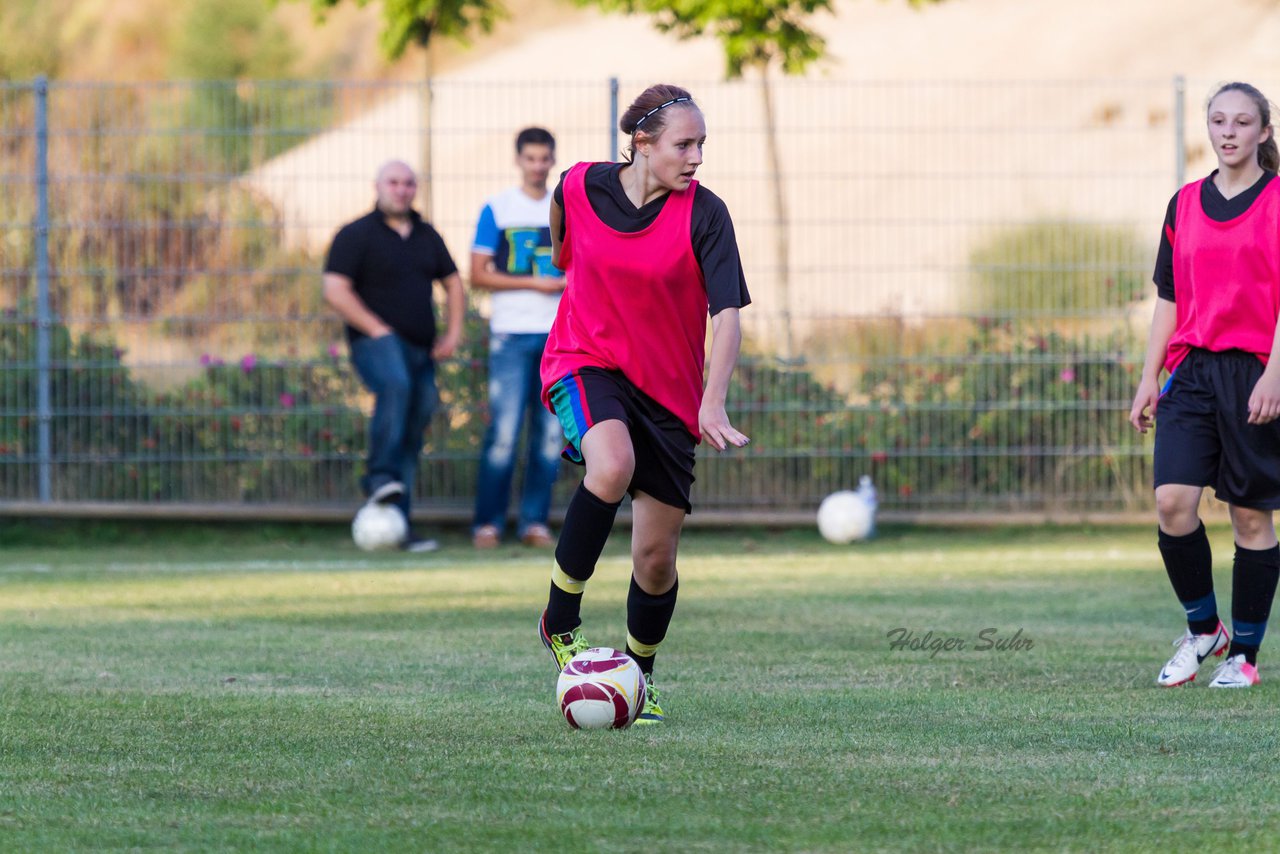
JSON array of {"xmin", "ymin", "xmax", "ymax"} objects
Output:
[
  {"xmin": 1230, "ymin": 507, "xmax": 1274, "ymax": 543},
  {"xmin": 633, "ymin": 543, "xmax": 677, "ymax": 587},
  {"xmin": 1155, "ymin": 490, "xmax": 1198, "ymax": 532},
  {"xmin": 585, "ymin": 459, "xmax": 634, "ymax": 502}
]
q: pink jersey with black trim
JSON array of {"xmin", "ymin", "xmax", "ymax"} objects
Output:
[
  {"xmin": 540, "ymin": 161, "xmax": 708, "ymax": 439},
  {"xmin": 1166, "ymin": 176, "xmax": 1280, "ymax": 372}
]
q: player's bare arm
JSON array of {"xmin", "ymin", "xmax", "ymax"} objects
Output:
[
  {"xmin": 549, "ymin": 199, "xmax": 565, "ymax": 269},
  {"xmin": 1129, "ymin": 297, "xmax": 1177, "ymax": 433},
  {"xmin": 1248, "ymin": 313, "xmax": 1280, "ymax": 424},
  {"xmin": 700, "ymin": 307, "xmax": 749, "ymax": 451}
]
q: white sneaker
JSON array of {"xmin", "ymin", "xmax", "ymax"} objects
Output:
[
  {"xmin": 1157, "ymin": 621, "xmax": 1230, "ymax": 687},
  {"xmin": 400, "ymin": 536, "xmax": 439, "ymax": 554},
  {"xmin": 1208, "ymin": 654, "xmax": 1260, "ymax": 688}
]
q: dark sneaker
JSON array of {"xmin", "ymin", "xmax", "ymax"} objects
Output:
[{"xmin": 369, "ymin": 480, "xmax": 405, "ymax": 505}]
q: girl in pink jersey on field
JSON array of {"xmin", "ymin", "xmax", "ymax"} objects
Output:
[
  {"xmin": 1130, "ymin": 82, "xmax": 1280, "ymax": 689},
  {"xmin": 535, "ymin": 84, "xmax": 751, "ymax": 724}
]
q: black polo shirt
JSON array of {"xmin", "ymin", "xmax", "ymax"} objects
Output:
[{"xmin": 324, "ymin": 208, "xmax": 458, "ymax": 349}]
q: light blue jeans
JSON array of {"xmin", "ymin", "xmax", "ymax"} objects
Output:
[
  {"xmin": 473, "ymin": 332, "xmax": 563, "ymax": 536},
  {"xmin": 349, "ymin": 333, "xmax": 438, "ymax": 522}
]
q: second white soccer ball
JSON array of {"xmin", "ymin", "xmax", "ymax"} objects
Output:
[
  {"xmin": 555, "ymin": 647, "xmax": 646, "ymax": 730},
  {"xmin": 817, "ymin": 489, "xmax": 875, "ymax": 544},
  {"xmin": 351, "ymin": 502, "xmax": 408, "ymax": 551}
]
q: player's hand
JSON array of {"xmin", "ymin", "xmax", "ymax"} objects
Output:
[
  {"xmin": 537, "ymin": 277, "xmax": 567, "ymax": 295},
  {"xmin": 699, "ymin": 403, "xmax": 749, "ymax": 452},
  {"xmin": 1128, "ymin": 377, "xmax": 1160, "ymax": 433},
  {"xmin": 1248, "ymin": 368, "xmax": 1280, "ymax": 424},
  {"xmin": 432, "ymin": 331, "xmax": 461, "ymax": 360}
]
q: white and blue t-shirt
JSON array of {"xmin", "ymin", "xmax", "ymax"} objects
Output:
[{"xmin": 472, "ymin": 187, "xmax": 562, "ymax": 334}]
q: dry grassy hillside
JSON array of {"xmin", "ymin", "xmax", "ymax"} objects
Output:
[
  {"xmin": 0, "ymin": 0, "xmax": 584, "ymax": 82},
  {"xmin": 243, "ymin": 0, "xmax": 1280, "ymax": 351},
  {"xmin": 15, "ymin": 0, "xmax": 1280, "ymax": 367}
]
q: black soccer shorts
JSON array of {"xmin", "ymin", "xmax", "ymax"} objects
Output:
[
  {"xmin": 546, "ymin": 367, "xmax": 696, "ymax": 513},
  {"xmin": 1154, "ymin": 348, "xmax": 1280, "ymax": 509}
]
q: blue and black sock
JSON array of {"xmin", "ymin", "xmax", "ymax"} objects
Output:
[
  {"xmin": 1158, "ymin": 523, "xmax": 1219, "ymax": 635},
  {"xmin": 1228, "ymin": 542, "xmax": 1280, "ymax": 665}
]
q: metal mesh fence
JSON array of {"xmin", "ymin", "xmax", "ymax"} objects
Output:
[{"xmin": 0, "ymin": 77, "xmax": 1208, "ymax": 518}]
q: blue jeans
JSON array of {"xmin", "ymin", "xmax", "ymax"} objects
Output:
[
  {"xmin": 349, "ymin": 333, "xmax": 438, "ymax": 522},
  {"xmin": 473, "ymin": 332, "xmax": 562, "ymax": 536}
]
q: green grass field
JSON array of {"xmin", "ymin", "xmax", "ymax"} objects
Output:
[{"xmin": 2, "ymin": 521, "xmax": 1277, "ymax": 852}]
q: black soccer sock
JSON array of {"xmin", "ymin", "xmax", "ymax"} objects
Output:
[
  {"xmin": 1157, "ymin": 523, "xmax": 1219, "ymax": 635},
  {"xmin": 1228, "ymin": 543, "xmax": 1280, "ymax": 665},
  {"xmin": 543, "ymin": 483, "xmax": 622, "ymax": 635},
  {"xmin": 625, "ymin": 575, "xmax": 678, "ymax": 677}
]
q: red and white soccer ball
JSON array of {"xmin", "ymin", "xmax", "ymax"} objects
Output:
[{"xmin": 556, "ymin": 647, "xmax": 646, "ymax": 730}]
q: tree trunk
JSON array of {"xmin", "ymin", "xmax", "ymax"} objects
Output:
[
  {"xmin": 420, "ymin": 41, "xmax": 434, "ymax": 221},
  {"xmin": 759, "ymin": 66, "xmax": 793, "ymax": 362}
]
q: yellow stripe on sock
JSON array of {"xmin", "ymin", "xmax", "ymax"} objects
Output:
[
  {"xmin": 626, "ymin": 633, "xmax": 661, "ymax": 658},
  {"xmin": 551, "ymin": 563, "xmax": 586, "ymax": 594}
]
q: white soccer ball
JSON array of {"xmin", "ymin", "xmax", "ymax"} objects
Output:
[
  {"xmin": 817, "ymin": 489, "xmax": 875, "ymax": 544},
  {"xmin": 556, "ymin": 647, "xmax": 646, "ymax": 730},
  {"xmin": 351, "ymin": 502, "xmax": 408, "ymax": 551}
]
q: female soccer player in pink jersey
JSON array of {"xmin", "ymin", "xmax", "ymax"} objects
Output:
[
  {"xmin": 535, "ymin": 84, "xmax": 752, "ymax": 723},
  {"xmin": 1130, "ymin": 82, "xmax": 1280, "ymax": 688}
]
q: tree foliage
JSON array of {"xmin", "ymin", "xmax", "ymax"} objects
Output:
[
  {"xmin": 587, "ymin": 0, "xmax": 833, "ymax": 76},
  {"xmin": 308, "ymin": 0, "xmax": 505, "ymax": 58}
]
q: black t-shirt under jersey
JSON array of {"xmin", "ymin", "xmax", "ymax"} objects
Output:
[
  {"xmin": 1153, "ymin": 170, "xmax": 1277, "ymax": 302},
  {"xmin": 324, "ymin": 208, "xmax": 458, "ymax": 349},
  {"xmin": 554, "ymin": 163, "xmax": 751, "ymax": 316}
]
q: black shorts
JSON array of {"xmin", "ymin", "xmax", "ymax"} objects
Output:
[
  {"xmin": 1154, "ymin": 348, "xmax": 1280, "ymax": 510},
  {"xmin": 546, "ymin": 367, "xmax": 696, "ymax": 512}
]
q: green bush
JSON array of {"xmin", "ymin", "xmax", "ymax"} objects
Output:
[
  {"xmin": 967, "ymin": 221, "xmax": 1149, "ymax": 316},
  {"xmin": 1, "ymin": 307, "xmax": 1149, "ymax": 512},
  {"xmin": 0, "ymin": 309, "xmax": 368, "ymax": 502},
  {"xmin": 713, "ymin": 318, "xmax": 1146, "ymax": 511}
]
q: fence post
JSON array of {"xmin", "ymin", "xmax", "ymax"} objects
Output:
[
  {"xmin": 1174, "ymin": 75, "xmax": 1185, "ymax": 189},
  {"xmin": 34, "ymin": 75, "xmax": 52, "ymax": 504},
  {"xmin": 609, "ymin": 76, "xmax": 619, "ymax": 162}
]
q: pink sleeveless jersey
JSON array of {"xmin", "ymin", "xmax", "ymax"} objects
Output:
[
  {"xmin": 1166, "ymin": 177, "xmax": 1280, "ymax": 372},
  {"xmin": 540, "ymin": 162, "xmax": 709, "ymax": 439}
]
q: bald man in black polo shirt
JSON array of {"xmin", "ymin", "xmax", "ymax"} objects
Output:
[{"xmin": 323, "ymin": 160, "xmax": 465, "ymax": 552}]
